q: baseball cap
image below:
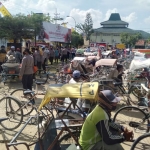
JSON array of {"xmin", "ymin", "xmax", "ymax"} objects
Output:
[
  {"xmin": 72, "ymin": 70, "xmax": 81, "ymax": 79},
  {"xmin": 11, "ymin": 46, "xmax": 15, "ymax": 49},
  {"xmin": 101, "ymin": 90, "xmax": 121, "ymax": 103}
]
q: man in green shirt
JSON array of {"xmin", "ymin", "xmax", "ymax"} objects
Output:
[{"xmin": 79, "ymin": 90, "xmax": 133, "ymax": 150}]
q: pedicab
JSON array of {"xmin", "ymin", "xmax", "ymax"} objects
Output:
[
  {"xmin": 4, "ymin": 82, "xmax": 99, "ymax": 150},
  {"xmin": 90, "ymin": 58, "xmax": 117, "ymax": 81},
  {"xmin": 1, "ymin": 60, "xmax": 20, "ymax": 83},
  {"xmin": 121, "ymin": 58, "xmax": 150, "ymax": 98}
]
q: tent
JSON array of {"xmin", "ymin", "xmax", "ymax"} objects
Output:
[{"xmin": 129, "ymin": 59, "xmax": 150, "ymax": 72}]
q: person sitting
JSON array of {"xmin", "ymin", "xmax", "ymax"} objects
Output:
[
  {"xmin": 107, "ymin": 64, "xmax": 123, "ymax": 82},
  {"xmin": 85, "ymin": 58, "xmax": 99, "ymax": 75},
  {"xmin": 79, "ymin": 90, "xmax": 133, "ymax": 150},
  {"xmin": 69, "ymin": 70, "xmax": 91, "ymax": 113}
]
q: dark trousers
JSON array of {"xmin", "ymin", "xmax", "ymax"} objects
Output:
[
  {"xmin": 0, "ymin": 62, "xmax": 3, "ymax": 73},
  {"xmin": 55, "ymin": 56, "xmax": 59, "ymax": 63},
  {"xmin": 49, "ymin": 57, "xmax": 54, "ymax": 65},
  {"xmin": 42, "ymin": 58, "xmax": 47, "ymax": 71},
  {"xmin": 22, "ymin": 74, "xmax": 33, "ymax": 90},
  {"xmin": 37, "ymin": 61, "xmax": 42, "ymax": 70},
  {"xmin": 67, "ymin": 52, "xmax": 70, "ymax": 59},
  {"xmin": 61, "ymin": 55, "xmax": 67, "ymax": 63},
  {"xmin": 72, "ymin": 53, "xmax": 75, "ymax": 59}
]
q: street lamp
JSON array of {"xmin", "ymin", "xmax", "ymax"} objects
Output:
[{"xmin": 67, "ymin": 16, "xmax": 76, "ymax": 31}]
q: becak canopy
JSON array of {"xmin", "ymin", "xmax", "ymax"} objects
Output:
[
  {"xmin": 38, "ymin": 82, "xmax": 99, "ymax": 110},
  {"xmin": 129, "ymin": 59, "xmax": 150, "ymax": 72}
]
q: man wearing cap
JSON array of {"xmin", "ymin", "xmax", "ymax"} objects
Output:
[
  {"xmin": 69, "ymin": 70, "xmax": 91, "ymax": 113},
  {"xmin": 19, "ymin": 48, "xmax": 34, "ymax": 90},
  {"xmin": 79, "ymin": 90, "xmax": 133, "ymax": 150},
  {"xmin": 7, "ymin": 46, "xmax": 16, "ymax": 57}
]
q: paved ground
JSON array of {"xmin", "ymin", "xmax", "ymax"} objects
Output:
[{"xmin": 0, "ymin": 78, "xmax": 148, "ymax": 150}]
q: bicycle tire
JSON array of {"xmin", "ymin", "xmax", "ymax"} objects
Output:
[
  {"xmin": 130, "ymin": 132, "xmax": 150, "ymax": 150},
  {"xmin": 58, "ymin": 130, "xmax": 81, "ymax": 145},
  {"xmin": 0, "ymin": 96, "xmax": 23, "ymax": 130},
  {"xmin": 113, "ymin": 106, "xmax": 149, "ymax": 140},
  {"xmin": 10, "ymin": 89, "xmax": 34, "ymax": 116},
  {"xmin": 131, "ymin": 86, "xmax": 147, "ymax": 99}
]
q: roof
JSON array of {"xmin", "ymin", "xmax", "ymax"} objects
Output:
[
  {"xmin": 101, "ymin": 13, "xmax": 128, "ymax": 25},
  {"xmin": 93, "ymin": 27, "xmax": 150, "ymax": 39},
  {"xmin": 94, "ymin": 27, "xmax": 136, "ymax": 34},
  {"xmin": 135, "ymin": 40, "xmax": 145, "ymax": 46}
]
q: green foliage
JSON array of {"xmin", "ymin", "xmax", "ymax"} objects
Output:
[
  {"xmin": 71, "ymin": 31, "xmax": 84, "ymax": 47},
  {"xmin": 0, "ymin": 13, "xmax": 53, "ymax": 43},
  {"xmin": 76, "ymin": 13, "xmax": 93, "ymax": 41},
  {"xmin": 121, "ymin": 33, "xmax": 142, "ymax": 47}
]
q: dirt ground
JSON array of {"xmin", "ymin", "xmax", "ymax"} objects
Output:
[{"xmin": 0, "ymin": 79, "xmax": 148, "ymax": 150}]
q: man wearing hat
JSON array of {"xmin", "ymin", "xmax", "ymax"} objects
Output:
[
  {"xmin": 7, "ymin": 46, "xmax": 15, "ymax": 57},
  {"xmin": 19, "ymin": 48, "xmax": 34, "ymax": 90},
  {"xmin": 69, "ymin": 70, "xmax": 91, "ymax": 113},
  {"xmin": 79, "ymin": 90, "xmax": 133, "ymax": 150}
]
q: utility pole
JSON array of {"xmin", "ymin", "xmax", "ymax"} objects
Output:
[{"xmin": 53, "ymin": 8, "xmax": 63, "ymax": 24}]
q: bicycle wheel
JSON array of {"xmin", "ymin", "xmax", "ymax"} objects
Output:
[
  {"xmin": 131, "ymin": 133, "xmax": 150, "ymax": 150},
  {"xmin": 113, "ymin": 106, "xmax": 149, "ymax": 140},
  {"xmin": 59, "ymin": 130, "xmax": 81, "ymax": 146},
  {"xmin": 10, "ymin": 89, "xmax": 34, "ymax": 116},
  {"xmin": 0, "ymin": 96, "xmax": 23, "ymax": 130},
  {"xmin": 131, "ymin": 86, "xmax": 147, "ymax": 99}
]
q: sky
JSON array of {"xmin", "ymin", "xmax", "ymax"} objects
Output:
[{"xmin": 1, "ymin": 0, "xmax": 150, "ymax": 32}]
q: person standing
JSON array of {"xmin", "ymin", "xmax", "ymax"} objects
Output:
[
  {"xmin": 19, "ymin": 48, "xmax": 34, "ymax": 90},
  {"xmin": 0, "ymin": 45, "xmax": 6, "ymax": 72},
  {"xmin": 33, "ymin": 47, "xmax": 43, "ymax": 71},
  {"xmin": 42, "ymin": 47, "xmax": 49, "ymax": 72},
  {"xmin": 67, "ymin": 47, "xmax": 70, "ymax": 60},
  {"xmin": 54, "ymin": 47, "xmax": 59, "ymax": 63},
  {"xmin": 86, "ymin": 46, "xmax": 90, "ymax": 52},
  {"xmin": 15, "ymin": 48, "xmax": 22, "ymax": 63},
  {"xmin": 7, "ymin": 46, "xmax": 16, "ymax": 57},
  {"xmin": 61, "ymin": 47, "xmax": 67, "ymax": 64},
  {"xmin": 71, "ymin": 47, "xmax": 76, "ymax": 59},
  {"xmin": 49, "ymin": 47, "xmax": 55, "ymax": 65}
]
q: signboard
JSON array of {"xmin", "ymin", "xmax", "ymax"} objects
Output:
[{"xmin": 42, "ymin": 22, "xmax": 71, "ymax": 43}]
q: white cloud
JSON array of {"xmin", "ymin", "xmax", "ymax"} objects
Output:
[
  {"xmin": 121, "ymin": 12, "xmax": 137, "ymax": 23},
  {"xmin": 64, "ymin": 8, "xmax": 103, "ymax": 29}
]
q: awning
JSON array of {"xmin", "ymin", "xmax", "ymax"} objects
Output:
[{"xmin": 38, "ymin": 82, "xmax": 99, "ymax": 110}]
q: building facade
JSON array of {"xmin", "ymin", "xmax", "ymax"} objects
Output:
[{"xmin": 90, "ymin": 13, "xmax": 150, "ymax": 48}]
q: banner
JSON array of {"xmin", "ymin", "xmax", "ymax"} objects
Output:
[
  {"xmin": 38, "ymin": 82, "xmax": 99, "ymax": 110},
  {"xmin": 0, "ymin": 2, "xmax": 11, "ymax": 17},
  {"xmin": 41, "ymin": 21, "xmax": 71, "ymax": 43}
]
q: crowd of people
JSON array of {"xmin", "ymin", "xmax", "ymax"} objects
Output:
[{"xmin": 0, "ymin": 44, "xmax": 145, "ymax": 150}]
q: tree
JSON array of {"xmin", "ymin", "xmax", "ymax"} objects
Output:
[
  {"xmin": 0, "ymin": 13, "xmax": 52, "ymax": 43},
  {"xmin": 76, "ymin": 13, "xmax": 93, "ymax": 42},
  {"xmin": 121, "ymin": 33, "xmax": 142, "ymax": 48},
  {"xmin": 71, "ymin": 31, "xmax": 84, "ymax": 47}
]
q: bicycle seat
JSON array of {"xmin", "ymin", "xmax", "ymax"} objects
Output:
[
  {"xmin": 35, "ymin": 81, "xmax": 46, "ymax": 85},
  {"xmin": 113, "ymin": 82, "xmax": 122, "ymax": 86},
  {"xmin": 23, "ymin": 90, "xmax": 33, "ymax": 95}
]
